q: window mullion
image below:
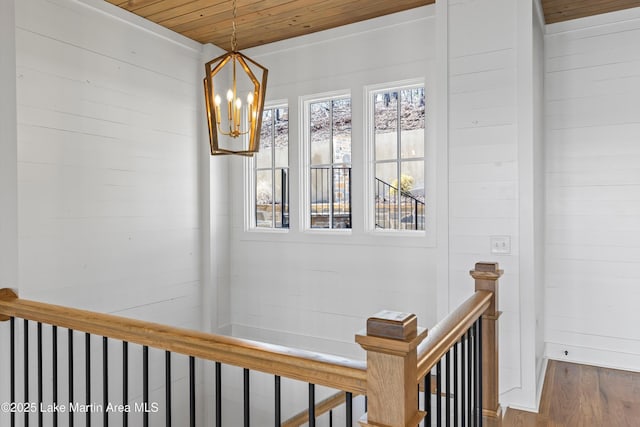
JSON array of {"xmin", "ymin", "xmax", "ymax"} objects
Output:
[
  {"xmin": 329, "ymin": 102, "xmax": 334, "ymax": 229},
  {"xmin": 396, "ymin": 93, "xmax": 402, "ymax": 229},
  {"xmin": 271, "ymin": 117, "xmax": 276, "ymax": 228},
  {"xmin": 254, "ymin": 168, "xmax": 258, "ymax": 228}
]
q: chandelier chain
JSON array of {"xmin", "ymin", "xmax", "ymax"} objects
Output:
[{"xmin": 231, "ymin": 0, "xmax": 238, "ymax": 51}]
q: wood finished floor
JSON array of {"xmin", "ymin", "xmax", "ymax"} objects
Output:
[{"xmin": 504, "ymin": 360, "xmax": 640, "ymax": 426}]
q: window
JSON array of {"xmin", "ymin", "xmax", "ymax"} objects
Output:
[
  {"xmin": 254, "ymin": 106, "xmax": 289, "ymax": 229},
  {"xmin": 371, "ymin": 85, "xmax": 425, "ymax": 231},
  {"xmin": 307, "ymin": 96, "xmax": 352, "ymax": 229}
]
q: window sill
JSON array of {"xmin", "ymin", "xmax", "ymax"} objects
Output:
[
  {"xmin": 369, "ymin": 229, "xmax": 427, "ymax": 238},
  {"xmin": 246, "ymin": 227, "xmax": 290, "ymax": 234},
  {"xmin": 303, "ymin": 228, "xmax": 353, "ymax": 236}
]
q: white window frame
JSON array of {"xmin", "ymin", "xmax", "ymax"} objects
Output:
[
  {"xmin": 300, "ymin": 90, "xmax": 352, "ymax": 233},
  {"xmin": 245, "ymin": 101, "xmax": 290, "ymax": 233},
  {"xmin": 364, "ymin": 79, "xmax": 429, "ymax": 236}
]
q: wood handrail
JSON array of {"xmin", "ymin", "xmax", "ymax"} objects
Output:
[
  {"xmin": 0, "ymin": 289, "xmax": 367, "ymax": 394},
  {"xmin": 416, "ymin": 290, "xmax": 492, "ymax": 381},
  {"xmin": 281, "ymin": 391, "xmax": 353, "ymax": 427}
]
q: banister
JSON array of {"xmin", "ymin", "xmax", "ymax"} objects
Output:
[
  {"xmin": 1, "ymin": 262, "xmax": 502, "ymax": 427},
  {"xmin": 0, "ymin": 289, "xmax": 367, "ymax": 395},
  {"xmin": 416, "ymin": 290, "xmax": 492, "ymax": 381}
]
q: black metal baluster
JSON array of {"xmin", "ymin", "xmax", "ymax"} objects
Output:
[
  {"xmin": 24, "ymin": 319, "xmax": 29, "ymax": 427},
  {"xmin": 472, "ymin": 325, "xmax": 477, "ymax": 427},
  {"xmin": 166, "ymin": 351, "xmax": 172, "ymax": 427},
  {"xmin": 85, "ymin": 333, "xmax": 91, "ymax": 427},
  {"xmin": 467, "ymin": 329, "xmax": 472, "ymax": 427},
  {"xmin": 345, "ymin": 392, "xmax": 352, "ymax": 427},
  {"xmin": 215, "ymin": 362, "xmax": 221, "ymax": 427},
  {"xmin": 52, "ymin": 325, "xmax": 58, "ymax": 427},
  {"xmin": 243, "ymin": 368, "xmax": 250, "ymax": 427},
  {"xmin": 461, "ymin": 335, "xmax": 466, "ymax": 427},
  {"xmin": 477, "ymin": 319, "xmax": 483, "ymax": 427},
  {"xmin": 10, "ymin": 317, "xmax": 15, "ymax": 427},
  {"xmin": 37, "ymin": 322, "xmax": 43, "ymax": 427},
  {"xmin": 425, "ymin": 373, "xmax": 431, "ymax": 427},
  {"xmin": 329, "ymin": 409, "xmax": 333, "ymax": 427},
  {"xmin": 190, "ymin": 356, "xmax": 196, "ymax": 427},
  {"xmin": 308, "ymin": 383, "xmax": 315, "ymax": 427},
  {"xmin": 68, "ymin": 329, "xmax": 74, "ymax": 427},
  {"xmin": 103, "ymin": 337, "xmax": 108, "ymax": 427},
  {"xmin": 446, "ymin": 351, "xmax": 450, "ymax": 426},
  {"xmin": 274, "ymin": 376, "xmax": 281, "ymax": 427},
  {"xmin": 454, "ymin": 341, "xmax": 459, "ymax": 427},
  {"xmin": 143, "ymin": 346, "xmax": 149, "ymax": 427},
  {"xmin": 436, "ymin": 360, "xmax": 442, "ymax": 427},
  {"xmin": 123, "ymin": 342, "xmax": 128, "ymax": 427}
]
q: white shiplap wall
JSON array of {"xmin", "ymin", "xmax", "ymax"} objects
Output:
[
  {"xmin": 15, "ymin": 0, "xmax": 204, "ymax": 327},
  {"xmin": 532, "ymin": 0, "xmax": 547, "ymax": 407},
  {"xmin": 447, "ymin": 0, "xmax": 522, "ymax": 400},
  {"xmin": 0, "ymin": 0, "xmax": 18, "ymax": 418},
  {"xmin": 226, "ymin": 7, "xmax": 439, "ymax": 360},
  {"xmin": 0, "ymin": 0, "xmax": 19, "ymax": 293},
  {"xmin": 545, "ymin": 8, "xmax": 640, "ymax": 371},
  {"xmin": 8, "ymin": 0, "xmax": 208, "ymax": 425}
]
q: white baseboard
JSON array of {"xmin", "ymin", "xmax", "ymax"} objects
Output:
[
  {"xmin": 534, "ymin": 357, "xmax": 548, "ymax": 409},
  {"xmin": 545, "ymin": 342, "xmax": 640, "ymax": 373},
  {"xmin": 499, "ymin": 358, "xmax": 548, "ymax": 414}
]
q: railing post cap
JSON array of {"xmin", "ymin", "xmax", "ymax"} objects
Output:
[
  {"xmin": 356, "ymin": 311, "xmax": 427, "ymax": 356},
  {"xmin": 366, "ymin": 310, "xmax": 417, "ymax": 340},
  {"xmin": 470, "ymin": 262, "xmax": 503, "ymax": 280}
]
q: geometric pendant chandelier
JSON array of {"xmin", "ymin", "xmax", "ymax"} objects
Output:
[{"xmin": 203, "ymin": 0, "xmax": 268, "ymax": 156}]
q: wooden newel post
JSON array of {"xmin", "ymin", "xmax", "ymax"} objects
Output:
[
  {"xmin": 470, "ymin": 262, "xmax": 503, "ymax": 425},
  {"xmin": 356, "ymin": 311, "xmax": 427, "ymax": 427}
]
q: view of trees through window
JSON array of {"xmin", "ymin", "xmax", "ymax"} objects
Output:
[
  {"xmin": 255, "ymin": 107, "xmax": 289, "ymax": 229},
  {"xmin": 373, "ymin": 87, "xmax": 425, "ymax": 231},
  {"xmin": 309, "ymin": 97, "xmax": 352, "ymax": 229}
]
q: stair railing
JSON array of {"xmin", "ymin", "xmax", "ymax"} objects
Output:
[
  {"xmin": 415, "ymin": 262, "xmax": 503, "ymax": 427},
  {"xmin": 0, "ymin": 262, "xmax": 502, "ymax": 427},
  {"xmin": 374, "ymin": 177, "xmax": 425, "ymax": 230}
]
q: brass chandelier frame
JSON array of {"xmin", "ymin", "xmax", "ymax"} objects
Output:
[{"xmin": 203, "ymin": 0, "xmax": 268, "ymax": 156}]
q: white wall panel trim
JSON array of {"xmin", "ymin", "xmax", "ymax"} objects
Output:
[{"xmin": 546, "ymin": 343, "xmax": 640, "ymax": 373}]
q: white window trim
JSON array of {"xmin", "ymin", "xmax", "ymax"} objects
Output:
[
  {"xmin": 299, "ymin": 89, "xmax": 352, "ymax": 233},
  {"xmin": 244, "ymin": 100, "xmax": 290, "ymax": 233},
  {"xmin": 363, "ymin": 78, "xmax": 430, "ymax": 237}
]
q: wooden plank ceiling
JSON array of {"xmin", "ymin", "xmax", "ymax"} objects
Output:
[
  {"xmin": 105, "ymin": 0, "xmax": 435, "ymax": 51},
  {"xmin": 106, "ymin": 0, "xmax": 640, "ymax": 50},
  {"xmin": 542, "ymin": 0, "xmax": 640, "ymax": 24}
]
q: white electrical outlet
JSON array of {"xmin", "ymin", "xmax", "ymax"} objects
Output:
[{"xmin": 490, "ymin": 236, "xmax": 511, "ymax": 254}]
